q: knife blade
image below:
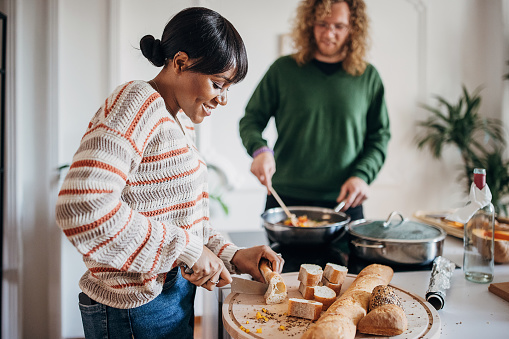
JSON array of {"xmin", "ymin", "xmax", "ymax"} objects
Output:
[{"xmin": 231, "ymin": 276, "xmax": 268, "ymax": 295}]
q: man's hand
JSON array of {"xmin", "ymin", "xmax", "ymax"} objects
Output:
[
  {"xmin": 231, "ymin": 245, "xmax": 285, "ymax": 283},
  {"xmin": 250, "ymin": 152, "xmax": 276, "ymax": 193},
  {"xmin": 336, "ymin": 176, "xmax": 368, "ymax": 211}
]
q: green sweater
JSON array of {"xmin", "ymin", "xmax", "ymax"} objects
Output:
[{"xmin": 239, "ymin": 55, "xmax": 390, "ymax": 202}]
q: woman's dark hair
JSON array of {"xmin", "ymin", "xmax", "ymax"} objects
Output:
[{"xmin": 140, "ymin": 7, "xmax": 248, "ymax": 84}]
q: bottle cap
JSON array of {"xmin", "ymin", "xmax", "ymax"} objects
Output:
[{"xmin": 473, "ymin": 168, "xmax": 486, "ymax": 190}]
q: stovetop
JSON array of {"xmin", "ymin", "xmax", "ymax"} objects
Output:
[{"xmin": 227, "ymin": 230, "xmax": 433, "ymax": 275}]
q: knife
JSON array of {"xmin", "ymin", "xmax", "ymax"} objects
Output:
[{"xmin": 231, "ymin": 276, "xmax": 268, "ymax": 295}]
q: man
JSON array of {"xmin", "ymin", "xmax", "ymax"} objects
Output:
[{"xmin": 239, "ymin": 0, "xmax": 390, "ymax": 221}]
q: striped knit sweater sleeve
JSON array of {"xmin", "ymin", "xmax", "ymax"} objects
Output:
[{"xmin": 55, "ymin": 80, "xmax": 239, "ymax": 308}]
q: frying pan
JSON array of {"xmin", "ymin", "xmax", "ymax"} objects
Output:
[{"xmin": 261, "ymin": 204, "xmax": 350, "ymax": 245}]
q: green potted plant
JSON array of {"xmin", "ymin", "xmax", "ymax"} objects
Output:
[{"xmin": 415, "ymin": 85, "xmax": 508, "ymax": 215}]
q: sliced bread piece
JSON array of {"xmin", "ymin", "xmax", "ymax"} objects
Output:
[
  {"xmin": 288, "ymin": 298, "xmax": 323, "ymax": 321},
  {"xmin": 313, "ymin": 285, "xmax": 337, "ymax": 310},
  {"xmin": 298, "ymin": 264, "xmax": 323, "ymax": 286},
  {"xmin": 298, "ymin": 281, "xmax": 315, "ymax": 300},
  {"xmin": 323, "ymin": 263, "xmax": 348, "ymax": 284},
  {"xmin": 321, "ymin": 276, "xmax": 342, "ymax": 296}
]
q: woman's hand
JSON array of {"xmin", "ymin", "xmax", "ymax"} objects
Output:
[
  {"xmin": 250, "ymin": 152, "xmax": 276, "ymax": 193},
  {"xmin": 231, "ymin": 245, "xmax": 285, "ymax": 283},
  {"xmin": 336, "ymin": 176, "xmax": 368, "ymax": 211},
  {"xmin": 180, "ymin": 246, "xmax": 232, "ymax": 291}
]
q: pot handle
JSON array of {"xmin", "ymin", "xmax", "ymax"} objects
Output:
[
  {"xmin": 383, "ymin": 211, "xmax": 405, "ymax": 227},
  {"xmin": 351, "ymin": 239, "xmax": 385, "ymax": 249}
]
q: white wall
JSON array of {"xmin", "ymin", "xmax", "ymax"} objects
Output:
[{"xmin": 5, "ymin": 0, "xmax": 508, "ymax": 338}]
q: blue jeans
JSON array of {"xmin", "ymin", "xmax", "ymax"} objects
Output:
[{"xmin": 79, "ymin": 267, "xmax": 196, "ymax": 339}]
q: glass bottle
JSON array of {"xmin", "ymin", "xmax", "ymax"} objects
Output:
[{"xmin": 463, "ymin": 168, "xmax": 495, "ymax": 283}]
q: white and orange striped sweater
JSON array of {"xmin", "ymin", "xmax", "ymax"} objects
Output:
[{"xmin": 56, "ymin": 80, "xmax": 240, "ymax": 309}]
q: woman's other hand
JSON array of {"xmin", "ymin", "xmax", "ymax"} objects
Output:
[
  {"xmin": 231, "ymin": 245, "xmax": 284, "ymax": 283},
  {"xmin": 250, "ymin": 152, "xmax": 276, "ymax": 193},
  {"xmin": 180, "ymin": 246, "xmax": 232, "ymax": 291}
]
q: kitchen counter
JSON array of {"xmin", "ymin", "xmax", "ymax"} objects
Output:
[
  {"xmin": 218, "ymin": 233, "xmax": 509, "ymax": 338},
  {"xmin": 390, "ymin": 235, "xmax": 509, "ymax": 338}
]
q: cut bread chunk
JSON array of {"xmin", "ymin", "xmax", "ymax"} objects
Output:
[
  {"xmin": 323, "ymin": 263, "xmax": 348, "ymax": 284},
  {"xmin": 298, "ymin": 281, "xmax": 315, "ymax": 300},
  {"xmin": 313, "ymin": 285, "xmax": 337, "ymax": 310},
  {"xmin": 298, "ymin": 264, "xmax": 323, "ymax": 286},
  {"xmin": 264, "ymin": 272, "xmax": 287, "ymax": 304},
  {"xmin": 321, "ymin": 276, "xmax": 342, "ymax": 296},
  {"xmin": 259, "ymin": 259, "xmax": 287, "ymax": 304},
  {"xmin": 358, "ymin": 304, "xmax": 408, "ymax": 336},
  {"xmin": 288, "ymin": 298, "xmax": 323, "ymax": 321}
]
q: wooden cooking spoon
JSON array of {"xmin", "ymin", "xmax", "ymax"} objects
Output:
[{"xmin": 268, "ymin": 186, "xmax": 299, "ymax": 226}]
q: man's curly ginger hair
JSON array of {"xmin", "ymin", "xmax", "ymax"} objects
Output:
[{"xmin": 291, "ymin": 0, "xmax": 370, "ymax": 76}]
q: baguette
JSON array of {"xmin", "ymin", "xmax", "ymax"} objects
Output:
[
  {"xmin": 323, "ymin": 263, "xmax": 348, "ymax": 284},
  {"xmin": 287, "ymin": 298, "xmax": 323, "ymax": 321},
  {"xmin": 301, "ymin": 264, "xmax": 394, "ymax": 339},
  {"xmin": 298, "ymin": 264, "xmax": 323, "ymax": 286},
  {"xmin": 259, "ymin": 259, "xmax": 287, "ymax": 304}
]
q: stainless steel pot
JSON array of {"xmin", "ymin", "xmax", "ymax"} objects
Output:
[
  {"xmin": 348, "ymin": 211, "xmax": 447, "ymax": 265},
  {"xmin": 261, "ymin": 206, "xmax": 351, "ymax": 245}
]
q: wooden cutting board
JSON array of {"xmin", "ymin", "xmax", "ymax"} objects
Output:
[
  {"xmin": 222, "ymin": 272, "xmax": 441, "ymax": 339},
  {"xmin": 489, "ymin": 282, "xmax": 509, "ymax": 302},
  {"xmin": 413, "ymin": 210, "xmax": 464, "ymax": 239}
]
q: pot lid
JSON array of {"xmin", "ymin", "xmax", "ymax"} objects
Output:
[{"xmin": 349, "ymin": 211, "xmax": 446, "ymax": 242}]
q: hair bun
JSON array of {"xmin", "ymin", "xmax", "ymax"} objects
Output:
[{"xmin": 140, "ymin": 35, "xmax": 165, "ymax": 67}]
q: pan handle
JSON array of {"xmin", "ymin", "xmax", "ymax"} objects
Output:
[
  {"xmin": 351, "ymin": 239, "xmax": 385, "ymax": 249},
  {"xmin": 333, "ymin": 200, "xmax": 347, "ymax": 212}
]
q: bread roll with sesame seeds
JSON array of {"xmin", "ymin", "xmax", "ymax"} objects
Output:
[
  {"xmin": 357, "ymin": 285, "xmax": 407, "ymax": 336},
  {"xmin": 301, "ymin": 264, "xmax": 393, "ymax": 339},
  {"xmin": 368, "ymin": 285, "xmax": 404, "ymax": 311}
]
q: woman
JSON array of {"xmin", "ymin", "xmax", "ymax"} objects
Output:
[{"xmin": 56, "ymin": 7, "xmax": 283, "ymax": 339}]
